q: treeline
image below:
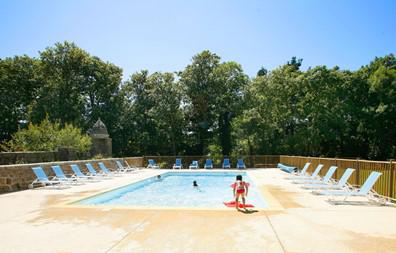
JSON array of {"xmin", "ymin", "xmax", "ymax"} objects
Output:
[{"xmin": 0, "ymin": 42, "xmax": 395, "ymax": 160}]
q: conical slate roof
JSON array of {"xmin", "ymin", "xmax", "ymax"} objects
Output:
[{"xmin": 89, "ymin": 118, "xmax": 109, "ymax": 138}]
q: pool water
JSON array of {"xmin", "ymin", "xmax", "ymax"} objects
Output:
[{"xmin": 76, "ymin": 172, "xmax": 268, "ymax": 208}]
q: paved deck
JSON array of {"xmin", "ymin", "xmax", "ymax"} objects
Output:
[{"xmin": 0, "ymin": 168, "xmax": 395, "ymax": 253}]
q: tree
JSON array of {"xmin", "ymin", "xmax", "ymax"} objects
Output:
[
  {"xmin": 179, "ymin": 50, "xmax": 220, "ymax": 155},
  {"xmin": 148, "ymin": 72, "xmax": 184, "ymax": 155},
  {"xmin": 213, "ymin": 62, "xmax": 248, "ymax": 155},
  {"xmin": 257, "ymin": 66, "xmax": 268, "ymax": 76},
  {"xmin": 28, "ymin": 41, "xmax": 123, "ymax": 152},
  {"xmin": 118, "ymin": 70, "xmax": 155, "ymax": 155},
  {"xmin": 360, "ymin": 54, "xmax": 396, "ymax": 159},
  {"xmin": 118, "ymin": 71, "xmax": 184, "ymax": 156},
  {"xmin": 287, "ymin": 56, "xmax": 303, "ymax": 71},
  {"xmin": 0, "ymin": 56, "xmax": 41, "ymax": 144}
]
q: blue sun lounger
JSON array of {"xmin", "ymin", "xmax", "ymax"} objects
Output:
[
  {"xmin": 29, "ymin": 167, "xmax": 67, "ymax": 189},
  {"xmin": 189, "ymin": 160, "xmax": 199, "ymax": 169},
  {"xmin": 173, "ymin": 158, "xmax": 182, "ymax": 169},
  {"xmin": 147, "ymin": 159, "xmax": 160, "ymax": 169},
  {"xmin": 70, "ymin": 164, "xmax": 100, "ymax": 181},
  {"xmin": 278, "ymin": 163, "xmax": 297, "ymax": 173},
  {"xmin": 236, "ymin": 159, "xmax": 246, "ymax": 169},
  {"xmin": 51, "ymin": 165, "xmax": 81, "ymax": 185},
  {"xmin": 308, "ymin": 168, "xmax": 355, "ymax": 190},
  {"xmin": 116, "ymin": 160, "xmax": 137, "ymax": 173},
  {"xmin": 86, "ymin": 163, "xmax": 112, "ymax": 178},
  {"xmin": 222, "ymin": 158, "xmax": 231, "ymax": 169},
  {"xmin": 98, "ymin": 162, "xmax": 122, "ymax": 176},
  {"xmin": 204, "ymin": 159, "xmax": 213, "ymax": 169},
  {"xmin": 293, "ymin": 166, "xmax": 337, "ymax": 185}
]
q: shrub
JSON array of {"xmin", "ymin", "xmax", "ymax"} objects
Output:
[{"xmin": 2, "ymin": 117, "xmax": 91, "ymax": 153}]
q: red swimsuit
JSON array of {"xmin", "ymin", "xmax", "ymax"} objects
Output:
[{"xmin": 232, "ymin": 181, "xmax": 249, "ymax": 194}]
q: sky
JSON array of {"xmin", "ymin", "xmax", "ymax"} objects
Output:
[{"xmin": 1, "ymin": 0, "xmax": 395, "ymax": 79}]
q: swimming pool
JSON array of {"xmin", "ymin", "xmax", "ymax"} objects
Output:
[{"xmin": 76, "ymin": 172, "xmax": 268, "ymax": 209}]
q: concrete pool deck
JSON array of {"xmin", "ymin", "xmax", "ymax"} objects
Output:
[{"xmin": 0, "ymin": 168, "xmax": 395, "ymax": 252}]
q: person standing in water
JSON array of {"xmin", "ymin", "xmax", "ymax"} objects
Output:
[{"xmin": 232, "ymin": 175, "xmax": 249, "ymax": 211}]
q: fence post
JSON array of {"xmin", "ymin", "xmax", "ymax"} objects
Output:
[
  {"xmin": 334, "ymin": 158, "xmax": 338, "ymax": 180},
  {"xmin": 356, "ymin": 157, "xmax": 360, "ymax": 185},
  {"xmin": 390, "ymin": 159, "xmax": 395, "ymax": 199}
]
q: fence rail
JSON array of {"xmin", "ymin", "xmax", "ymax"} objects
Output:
[{"xmin": 280, "ymin": 156, "xmax": 396, "ymax": 199}]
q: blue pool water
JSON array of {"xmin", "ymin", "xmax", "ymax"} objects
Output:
[{"xmin": 76, "ymin": 172, "xmax": 268, "ymax": 208}]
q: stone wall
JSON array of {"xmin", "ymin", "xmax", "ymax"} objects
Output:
[
  {"xmin": 0, "ymin": 157, "xmax": 144, "ymax": 193},
  {"xmin": 0, "ymin": 149, "xmax": 90, "ymax": 165},
  {"xmin": 0, "ymin": 151, "xmax": 58, "ymax": 165}
]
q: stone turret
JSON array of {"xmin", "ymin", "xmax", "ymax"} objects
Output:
[{"xmin": 89, "ymin": 118, "xmax": 112, "ymax": 157}]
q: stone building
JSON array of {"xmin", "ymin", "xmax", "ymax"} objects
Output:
[{"xmin": 89, "ymin": 118, "xmax": 112, "ymax": 157}]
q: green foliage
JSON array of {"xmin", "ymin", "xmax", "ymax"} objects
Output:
[
  {"xmin": 117, "ymin": 71, "xmax": 184, "ymax": 156},
  {"xmin": 257, "ymin": 67, "xmax": 268, "ymax": 77},
  {"xmin": 0, "ymin": 56, "xmax": 41, "ymax": 141},
  {"xmin": 180, "ymin": 50, "xmax": 221, "ymax": 155},
  {"xmin": 3, "ymin": 117, "xmax": 91, "ymax": 152},
  {"xmin": 236, "ymin": 54, "xmax": 396, "ymax": 159},
  {"xmin": 1, "ymin": 41, "xmax": 395, "ymax": 160},
  {"xmin": 30, "ymin": 41, "xmax": 123, "ymax": 145},
  {"xmin": 207, "ymin": 144, "xmax": 223, "ymax": 166},
  {"xmin": 180, "ymin": 52, "xmax": 248, "ymax": 155}
]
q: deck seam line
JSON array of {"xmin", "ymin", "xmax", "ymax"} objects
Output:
[
  {"xmin": 265, "ymin": 211, "xmax": 287, "ymax": 253},
  {"xmin": 105, "ymin": 212, "xmax": 157, "ymax": 253}
]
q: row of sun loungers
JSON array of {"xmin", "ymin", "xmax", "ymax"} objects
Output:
[
  {"xmin": 282, "ymin": 162, "xmax": 391, "ymax": 206},
  {"xmin": 29, "ymin": 160, "xmax": 140, "ymax": 189},
  {"xmin": 147, "ymin": 158, "xmax": 247, "ymax": 169}
]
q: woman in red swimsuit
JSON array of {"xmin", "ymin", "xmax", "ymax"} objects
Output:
[{"xmin": 232, "ymin": 175, "xmax": 249, "ymax": 211}]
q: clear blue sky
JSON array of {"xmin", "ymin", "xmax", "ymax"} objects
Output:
[{"xmin": 1, "ymin": 0, "xmax": 395, "ymax": 79}]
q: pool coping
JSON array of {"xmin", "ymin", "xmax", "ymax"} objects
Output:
[{"xmin": 55, "ymin": 169, "xmax": 284, "ymax": 211}]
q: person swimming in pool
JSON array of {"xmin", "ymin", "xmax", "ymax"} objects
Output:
[
  {"xmin": 193, "ymin": 180, "xmax": 198, "ymax": 187},
  {"xmin": 232, "ymin": 175, "xmax": 249, "ymax": 211},
  {"xmin": 157, "ymin": 175, "xmax": 162, "ymax": 181}
]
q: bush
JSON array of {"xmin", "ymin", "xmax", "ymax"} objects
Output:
[{"xmin": 2, "ymin": 117, "xmax": 91, "ymax": 153}]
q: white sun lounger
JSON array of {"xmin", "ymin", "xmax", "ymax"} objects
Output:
[
  {"xmin": 291, "ymin": 164, "xmax": 324, "ymax": 182},
  {"xmin": 293, "ymin": 166, "xmax": 337, "ymax": 185},
  {"xmin": 316, "ymin": 171, "xmax": 386, "ymax": 204},
  {"xmin": 305, "ymin": 168, "xmax": 355, "ymax": 190},
  {"xmin": 285, "ymin": 162, "xmax": 311, "ymax": 179}
]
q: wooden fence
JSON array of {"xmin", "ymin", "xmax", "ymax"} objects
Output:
[{"xmin": 280, "ymin": 155, "xmax": 396, "ymax": 199}]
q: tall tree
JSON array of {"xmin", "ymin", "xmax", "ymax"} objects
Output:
[
  {"xmin": 179, "ymin": 50, "xmax": 220, "ymax": 155},
  {"xmin": 361, "ymin": 54, "xmax": 396, "ymax": 159},
  {"xmin": 213, "ymin": 62, "xmax": 248, "ymax": 155},
  {"xmin": 148, "ymin": 72, "xmax": 184, "ymax": 155},
  {"xmin": 118, "ymin": 70, "xmax": 155, "ymax": 155},
  {"xmin": 0, "ymin": 56, "xmax": 41, "ymax": 144},
  {"xmin": 118, "ymin": 71, "xmax": 184, "ymax": 156}
]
